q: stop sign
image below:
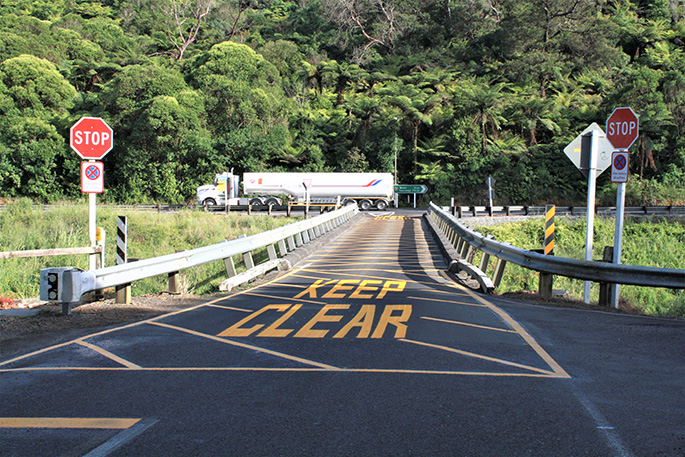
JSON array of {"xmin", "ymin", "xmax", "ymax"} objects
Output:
[
  {"xmin": 70, "ymin": 117, "xmax": 113, "ymax": 160},
  {"xmin": 606, "ymin": 107, "xmax": 639, "ymax": 150}
]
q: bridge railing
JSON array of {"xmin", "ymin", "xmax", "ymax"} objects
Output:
[
  {"xmin": 426, "ymin": 202, "xmax": 685, "ymax": 298},
  {"xmin": 447, "ymin": 205, "xmax": 685, "ymax": 218},
  {"xmin": 40, "ymin": 205, "xmax": 359, "ymax": 314}
]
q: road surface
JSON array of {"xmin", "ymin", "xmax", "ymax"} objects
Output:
[{"xmin": 1, "ymin": 212, "xmax": 683, "ymax": 456}]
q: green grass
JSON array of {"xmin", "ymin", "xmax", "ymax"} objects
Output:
[
  {"xmin": 472, "ymin": 217, "xmax": 685, "ymax": 318},
  {"xmin": 0, "ymin": 199, "xmax": 298, "ymax": 300}
]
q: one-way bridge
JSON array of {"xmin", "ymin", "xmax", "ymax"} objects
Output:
[{"xmin": 1, "ymin": 211, "xmax": 683, "ymax": 456}]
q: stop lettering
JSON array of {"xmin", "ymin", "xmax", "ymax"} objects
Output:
[
  {"xmin": 606, "ymin": 107, "xmax": 639, "ymax": 150},
  {"xmin": 70, "ymin": 117, "xmax": 114, "ymax": 160},
  {"xmin": 73, "ymin": 130, "xmax": 110, "ymax": 147}
]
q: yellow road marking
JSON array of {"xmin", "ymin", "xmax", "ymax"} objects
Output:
[
  {"xmin": 0, "ymin": 366, "xmax": 566, "ymax": 378},
  {"xmin": 207, "ymin": 304, "xmax": 252, "ymax": 312},
  {"xmin": 0, "ymin": 418, "xmax": 140, "ymax": 429},
  {"xmin": 148, "ymin": 321, "xmax": 339, "ymax": 370},
  {"xmin": 408, "ymin": 296, "xmax": 487, "ymax": 308},
  {"xmin": 448, "ymin": 281, "xmax": 571, "ymax": 379},
  {"xmin": 421, "ymin": 316, "xmax": 516, "ymax": 333},
  {"xmin": 242, "ymin": 292, "xmax": 327, "ymax": 305},
  {"xmin": 400, "ymin": 338, "xmax": 555, "ymax": 376},
  {"xmin": 76, "ymin": 341, "xmax": 141, "ymax": 369}
]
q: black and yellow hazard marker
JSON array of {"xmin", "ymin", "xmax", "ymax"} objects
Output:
[{"xmin": 544, "ymin": 205, "xmax": 555, "ymax": 256}]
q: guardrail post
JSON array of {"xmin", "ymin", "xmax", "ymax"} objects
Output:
[
  {"xmin": 479, "ymin": 251, "xmax": 491, "ymax": 272},
  {"xmin": 168, "ymin": 271, "xmax": 181, "ymax": 294},
  {"xmin": 224, "ymin": 256, "xmax": 237, "ymax": 278},
  {"xmin": 278, "ymin": 239, "xmax": 288, "ymax": 256},
  {"xmin": 459, "ymin": 240, "xmax": 470, "ymax": 259},
  {"xmin": 267, "ymin": 244, "xmax": 278, "ymax": 261},
  {"xmin": 287, "ymin": 235, "xmax": 296, "ymax": 251},
  {"xmin": 492, "ymin": 258, "xmax": 507, "ymax": 288},
  {"xmin": 243, "ymin": 251, "xmax": 255, "ymax": 270},
  {"xmin": 599, "ymin": 246, "xmax": 614, "ymax": 306}
]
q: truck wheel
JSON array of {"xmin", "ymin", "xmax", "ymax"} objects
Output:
[
  {"xmin": 375, "ymin": 200, "xmax": 388, "ymax": 211},
  {"xmin": 203, "ymin": 198, "xmax": 217, "ymax": 207},
  {"xmin": 359, "ymin": 199, "xmax": 372, "ymax": 211},
  {"xmin": 265, "ymin": 198, "xmax": 280, "ymax": 206},
  {"xmin": 343, "ymin": 198, "xmax": 357, "ymax": 206},
  {"xmin": 249, "ymin": 198, "xmax": 263, "ymax": 206}
]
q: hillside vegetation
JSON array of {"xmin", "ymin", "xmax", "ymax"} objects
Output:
[{"xmin": 0, "ymin": 0, "xmax": 684, "ymax": 206}]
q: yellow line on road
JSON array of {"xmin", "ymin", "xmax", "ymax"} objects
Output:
[
  {"xmin": 446, "ymin": 281, "xmax": 571, "ymax": 379},
  {"xmin": 408, "ymin": 296, "xmax": 487, "ymax": 308},
  {"xmin": 148, "ymin": 321, "xmax": 339, "ymax": 370},
  {"xmin": 400, "ymin": 338, "xmax": 556, "ymax": 376},
  {"xmin": 206, "ymin": 304, "xmax": 252, "ymax": 312},
  {"xmin": 0, "ymin": 366, "xmax": 568, "ymax": 378},
  {"xmin": 75, "ymin": 341, "xmax": 141, "ymax": 369},
  {"xmin": 0, "ymin": 417, "xmax": 140, "ymax": 429},
  {"xmin": 242, "ymin": 292, "xmax": 328, "ymax": 305},
  {"xmin": 421, "ymin": 316, "xmax": 516, "ymax": 333}
]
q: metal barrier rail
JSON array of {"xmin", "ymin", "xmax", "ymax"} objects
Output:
[
  {"xmin": 427, "ymin": 202, "xmax": 685, "ymax": 291},
  {"xmin": 449, "ymin": 205, "xmax": 685, "ymax": 218},
  {"xmin": 40, "ymin": 205, "xmax": 359, "ymax": 313},
  {"xmin": 3, "ymin": 203, "xmax": 684, "ymax": 215}
]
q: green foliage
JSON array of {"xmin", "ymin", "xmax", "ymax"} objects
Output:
[
  {"xmin": 475, "ymin": 217, "xmax": 685, "ymax": 317},
  {"xmin": 0, "ymin": 0, "xmax": 682, "ymax": 204}
]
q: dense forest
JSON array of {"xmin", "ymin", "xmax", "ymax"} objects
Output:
[{"xmin": 0, "ymin": 0, "xmax": 684, "ymax": 206}]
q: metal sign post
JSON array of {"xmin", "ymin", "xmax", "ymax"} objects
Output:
[
  {"xmin": 487, "ymin": 176, "xmax": 495, "ymax": 208},
  {"xmin": 564, "ymin": 123, "xmax": 614, "ymax": 304},
  {"xmin": 583, "ymin": 130, "xmax": 599, "ymax": 303},
  {"xmin": 71, "ymin": 117, "xmax": 112, "ymax": 272},
  {"xmin": 607, "ymin": 108, "xmax": 638, "ymax": 309}
]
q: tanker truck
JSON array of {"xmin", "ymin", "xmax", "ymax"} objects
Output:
[{"xmin": 196, "ymin": 170, "xmax": 394, "ymax": 210}]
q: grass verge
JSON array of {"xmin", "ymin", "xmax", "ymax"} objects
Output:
[
  {"xmin": 0, "ymin": 199, "xmax": 298, "ymax": 301},
  {"xmin": 473, "ymin": 216, "xmax": 685, "ymax": 318}
]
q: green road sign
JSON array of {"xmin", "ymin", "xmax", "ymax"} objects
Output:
[{"xmin": 394, "ymin": 184, "xmax": 428, "ymax": 194}]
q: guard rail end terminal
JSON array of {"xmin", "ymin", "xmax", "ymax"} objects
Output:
[{"xmin": 40, "ymin": 205, "xmax": 360, "ymax": 315}]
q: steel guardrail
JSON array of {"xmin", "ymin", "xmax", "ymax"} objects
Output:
[
  {"xmin": 428, "ymin": 202, "xmax": 685, "ymax": 289},
  {"xmin": 447, "ymin": 205, "xmax": 685, "ymax": 218},
  {"xmin": 40, "ymin": 205, "xmax": 359, "ymax": 309},
  {"xmin": 2, "ymin": 203, "xmax": 685, "ymax": 215}
]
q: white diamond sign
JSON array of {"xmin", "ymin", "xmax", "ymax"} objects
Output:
[{"xmin": 563, "ymin": 123, "xmax": 614, "ymax": 178}]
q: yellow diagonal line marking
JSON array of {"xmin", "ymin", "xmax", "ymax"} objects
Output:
[
  {"xmin": 408, "ymin": 296, "xmax": 487, "ymax": 308},
  {"xmin": 421, "ymin": 316, "xmax": 516, "ymax": 333},
  {"xmin": 206, "ymin": 304, "xmax": 252, "ymax": 312},
  {"xmin": 446, "ymin": 281, "xmax": 571, "ymax": 379},
  {"xmin": 0, "ymin": 418, "xmax": 140, "ymax": 429},
  {"xmin": 242, "ymin": 292, "xmax": 327, "ymax": 305},
  {"xmin": 400, "ymin": 339, "xmax": 555, "ymax": 376},
  {"xmin": 75, "ymin": 340, "xmax": 141, "ymax": 369},
  {"xmin": 148, "ymin": 322, "xmax": 339, "ymax": 370}
]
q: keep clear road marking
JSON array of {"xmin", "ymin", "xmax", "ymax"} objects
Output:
[{"xmin": 0, "ymin": 217, "xmax": 569, "ymax": 379}]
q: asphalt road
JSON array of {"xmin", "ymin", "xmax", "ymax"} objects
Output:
[{"xmin": 1, "ymin": 211, "xmax": 683, "ymax": 456}]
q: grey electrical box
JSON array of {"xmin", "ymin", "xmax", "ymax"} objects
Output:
[{"xmin": 40, "ymin": 267, "xmax": 93, "ymax": 303}]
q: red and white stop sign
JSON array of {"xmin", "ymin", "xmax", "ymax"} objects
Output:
[
  {"xmin": 606, "ymin": 107, "xmax": 639, "ymax": 150},
  {"xmin": 70, "ymin": 117, "xmax": 113, "ymax": 160}
]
